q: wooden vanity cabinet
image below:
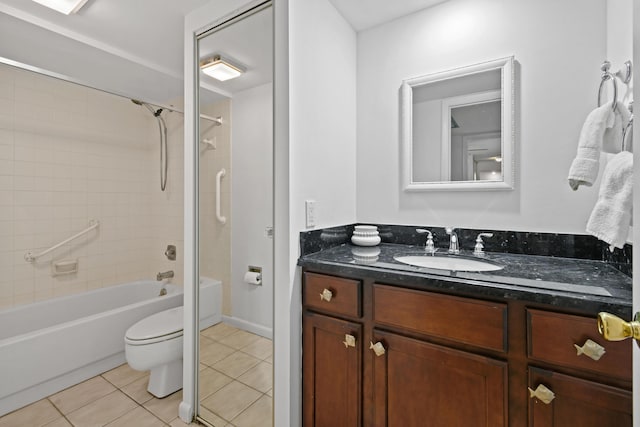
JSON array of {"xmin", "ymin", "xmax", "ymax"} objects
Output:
[{"xmin": 301, "ymin": 270, "xmax": 632, "ymax": 427}]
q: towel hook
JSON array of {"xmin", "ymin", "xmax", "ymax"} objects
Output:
[{"xmin": 598, "ymin": 61, "xmax": 618, "ymax": 112}]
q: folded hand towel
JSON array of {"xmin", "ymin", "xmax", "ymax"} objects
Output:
[
  {"xmin": 568, "ymin": 102, "xmax": 615, "ymax": 190},
  {"xmin": 602, "ymin": 101, "xmax": 631, "ymax": 153},
  {"xmin": 586, "ymin": 151, "xmax": 633, "ymax": 250}
]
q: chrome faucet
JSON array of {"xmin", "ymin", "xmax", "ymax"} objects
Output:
[
  {"xmin": 157, "ymin": 270, "xmax": 174, "ymax": 281},
  {"xmin": 445, "ymin": 227, "xmax": 459, "ymax": 254}
]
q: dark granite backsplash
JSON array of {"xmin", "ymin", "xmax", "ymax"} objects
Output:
[{"xmin": 300, "ymin": 224, "xmax": 632, "ymax": 276}]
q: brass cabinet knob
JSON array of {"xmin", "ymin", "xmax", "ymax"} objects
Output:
[
  {"xmin": 369, "ymin": 341, "xmax": 386, "ymax": 356},
  {"xmin": 319, "ymin": 288, "xmax": 333, "ymax": 302},
  {"xmin": 343, "ymin": 334, "xmax": 356, "ymax": 348},
  {"xmin": 574, "ymin": 339, "xmax": 606, "ymax": 361},
  {"xmin": 528, "ymin": 384, "xmax": 555, "ymax": 404},
  {"xmin": 597, "ymin": 312, "xmax": 640, "ymax": 342}
]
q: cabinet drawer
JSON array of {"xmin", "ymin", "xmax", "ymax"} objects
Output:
[
  {"xmin": 373, "ymin": 284, "xmax": 507, "ymax": 352},
  {"xmin": 527, "ymin": 309, "xmax": 632, "ymax": 380},
  {"xmin": 303, "ymin": 272, "xmax": 361, "ymax": 318}
]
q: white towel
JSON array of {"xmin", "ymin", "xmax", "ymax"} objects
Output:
[
  {"xmin": 567, "ymin": 102, "xmax": 616, "ymax": 190},
  {"xmin": 602, "ymin": 101, "xmax": 631, "ymax": 153},
  {"xmin": 586, "ymin": 151, "xmax": 633, "ymax": 250}
]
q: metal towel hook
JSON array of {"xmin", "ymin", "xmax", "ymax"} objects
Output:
[{"xmin": 598, "ymin": 60, "xmax": 633, "ymax": 112}]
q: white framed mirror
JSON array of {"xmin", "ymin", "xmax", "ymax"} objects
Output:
[{"xmin": 401, "ymin": 56, "xmax": 515, "ymax": 191}]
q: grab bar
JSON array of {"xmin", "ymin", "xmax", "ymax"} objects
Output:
[
  {"xmin": 216, "ymin": 169, "xmax": 226, "ymax": 224},
  {"xmin": 25, "ymin": 220, "xmax": 100, "ymax": 262}
]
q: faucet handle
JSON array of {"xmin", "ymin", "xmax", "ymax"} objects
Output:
[
  {"xmin": 416, "ymin": 228, "xmax": 432, "ymax": 238},
  {"xmin": 416, "ymin": 229, "xmax": 436, "ymax": 254},
  {"xmin": 474, "ymin": 233, "xmax": 494, "ymax": 256}
]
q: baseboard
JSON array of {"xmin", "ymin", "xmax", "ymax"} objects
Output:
[{"xmin": 221, "ymin": 315, "xmax": 272, "ymax": 339}]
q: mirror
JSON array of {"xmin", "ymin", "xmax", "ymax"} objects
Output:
[
  {"xmin": 195, "ymin": 3, "xmax": 274, "ymax": 426},
  {"xmin": 401, "ymin": 56, "xmax": 515, "ymax": 191}
]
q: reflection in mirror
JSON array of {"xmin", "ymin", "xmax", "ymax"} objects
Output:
[
  {"xmin": 402, "ymin": 56, "xmax": 514, "ymax": 191},
  {"xmin": 195, "ymin": 2, "xmax": 273, "ymax": 426}
]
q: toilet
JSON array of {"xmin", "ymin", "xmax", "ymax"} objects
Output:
[
  {"xmin": 125, "ymin": 306, "xmax": 184, "ymax": 398},
  {"xmin": 124, "ymin": 277, "xmax": 222, "ymax": 398}
]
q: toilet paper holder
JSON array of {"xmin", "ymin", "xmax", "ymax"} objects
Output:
[{"xmin": 245, "ymin": 266, "xmax": 262, "ymax": 286}]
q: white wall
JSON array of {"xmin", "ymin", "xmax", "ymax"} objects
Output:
[
  {"xmin": 231, "ymin": 83, "xmax": 273, "ymax": 334},
  {"xmin": 0, "ymin": 12, "xmax": 183, "ymax": 107},
  {"xmin": 356, "ymin": 0, "xmax": 607, "ymax": 233},
  {"xmin": 287, "ymin": 0, "xmax": 357, "ymax": 425}
]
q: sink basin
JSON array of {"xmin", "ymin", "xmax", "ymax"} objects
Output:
[{"xmin": 393, "ymin": 254, "xmax": 504, "ymax": 272}]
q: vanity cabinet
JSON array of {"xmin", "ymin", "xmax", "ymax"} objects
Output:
[
  {"xmin": 526, "ymin": 309, "xmax": 632, "ymax": 427},
  {"xmin": 302, "ymin": 270, "xmax": 633, "ymax": 427}
]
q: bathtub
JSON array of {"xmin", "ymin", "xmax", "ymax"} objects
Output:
[{"xmin": 0, "ymin": 277, "xmax": 221, "ymax": 416}]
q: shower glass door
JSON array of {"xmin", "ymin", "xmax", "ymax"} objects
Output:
[{"xmin": 195, "ymin": 2, "xmax": 274, "ymax": 426}]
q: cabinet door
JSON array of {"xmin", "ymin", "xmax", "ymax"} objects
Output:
[
  {"xmin": 303, "ymin": 311, "xmax": 362, "ymax": 427},
  {"xmin": 528, "ymin": 367, "xmax": 632, "ymax": 427},
  {"xmin": 371, "ymin": 330, "xmax": 507, "ymax": 427}
]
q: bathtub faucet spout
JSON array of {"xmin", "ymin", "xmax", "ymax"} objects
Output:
[{"xmin": 157, "ymin": 270, "xmax": 174, "ymax": 281}]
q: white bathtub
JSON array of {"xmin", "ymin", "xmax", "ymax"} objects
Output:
[{"xmin": 0, "ymin": 278, "xmax": 221, "ymax": 416}]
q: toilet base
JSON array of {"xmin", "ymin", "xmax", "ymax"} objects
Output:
[{"xmin": 147, "ymin": 358, "xmax": 183, "ymax": 398}]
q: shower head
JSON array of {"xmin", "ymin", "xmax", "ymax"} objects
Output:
[{"xmin": 131, "ymin": 99, "xmax": 163, "ymax": 117}]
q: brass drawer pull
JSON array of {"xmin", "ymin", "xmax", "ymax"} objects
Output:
[
  {"xmin": 528, "ymin": 384, "xmax": 555, "ymax": 404},
  {"xmin": 574, "ymin": 339, "xmax": 606, "ymax": 361},
  {"xmin": 319, "ymin": 288, "xmax": 333, "ymax": 302},
  {"xmin": 369, "ymin": 341, "xmax": 386, "ymax": 357},
  {"xmin": 343, "ymin": 334, "xmax": 356, "ymax": 348}
]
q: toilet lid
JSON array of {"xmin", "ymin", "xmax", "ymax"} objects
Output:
[{"xmin": 125, "ymin": 306, "xmax": 183, "ymax": 344}]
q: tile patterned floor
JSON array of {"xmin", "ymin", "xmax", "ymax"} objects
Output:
[{"xmin": 0, "ymin": 323, "xmax": 272, "ymax": 427}]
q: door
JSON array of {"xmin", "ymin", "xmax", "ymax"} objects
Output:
[
  {"xmin": 303, "ymin": 311, "xmax": 362, "ymax": 427},
  {"xmin": 528, "ymin": 367, "xmax": 632, "ymax": 427},
  {"xmin": 371, "ymin": 330, "xmax": 507, "ymax": 427}
]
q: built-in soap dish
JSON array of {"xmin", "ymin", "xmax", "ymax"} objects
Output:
[{"xmin": 51, "ymin": 259, "xmax": 78, "ymax": 277}]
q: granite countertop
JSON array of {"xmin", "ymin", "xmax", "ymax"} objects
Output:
[{"xmin": 298, "ymin": 243, "xmax": 633, "ymax": 317}]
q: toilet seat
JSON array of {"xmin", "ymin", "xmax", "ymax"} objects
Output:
[{"xmin": 125, "ymin": 306, "xmax": 183, "ymax": 345}]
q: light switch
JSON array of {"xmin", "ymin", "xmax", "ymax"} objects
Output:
[{"xmin": 305, "ymin": 200, "xmax": 316, "ymax": 228}]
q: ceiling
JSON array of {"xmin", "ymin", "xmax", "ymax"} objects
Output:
[{"xmin": 0, "ymin": 0, "xmax": 447, "ymax": 101}]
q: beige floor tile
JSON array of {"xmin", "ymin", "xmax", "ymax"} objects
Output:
[
  {"xmin": 236, "ymin": 362, "xmax": 272, "ymax": 393},
  {"xmin": 120, "ymin": 375, "xmax": 154, "ymax": 404},
  {"xmin": 264, "ymin": 355, "xmax": 273, "ymax": 364},
  {"xmin": 218, "ymin": 331, "xmax": 261, "ymax": 351},
  {"xmin": 143, "ymin": 390, "xmax": 182, "ymax": 423},
  {"xmin": 199, "ymin": 367, "xmax": 234, "ymax": 400},
  {"xmin": 200, "ymin": 338, "xmax": 237, "ymax": 366},
  {"xmin": 230, "ymin": 395, "xmax": 272, "ymax": 427},
  {"xmin": 49, "ymin": 376, "xmax": 117, "ymax": 414},
  {"xmin": 198, "ymin": 406, "xmax": 229, "ymax": 427},
  {"xmin": 105, "ymin": 406, "xmax": 165, "ymax": 427},
  {"xmin": 0, "ymin": 399, "xmax": 61, "ymax": 427},
  {"xmin": 200, "ymin": 381, "xmax": 261, "ymax": 423},
  {"xmin": 102, "ymin": 363, "xmax": 148, "ymax": 388},
  {"xmin": 66, "ymin": 390, "xmax": 138, "ymax": 427},
  {"xmin": 212, "ymin": 352, "xmax": 260, "ymax": 379},
  {"xmin": 266, "ymin": 388, "xmax": 272, "ymax": 398},
  {"xmin": 44, "ymin": 418, "xmax": 72, "ymax": 427},
  {"xmin": 168, "ymin": 416, "xmax": 193, "ymax": 427},
  {"xmin": 201, "ymin": 323, "xmax": 240, "ymax": 341},
  {"xmin": 239, "ymin": 338, "xmax": 272, "ymax": 360}
]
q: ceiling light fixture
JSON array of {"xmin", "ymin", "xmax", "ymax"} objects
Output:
[
  {"xmin": 200, "ymin": 55, "xmax": 245, "ymax": 81},
  {"xmin": 31, "ymin": 0, "xmax": 89, "ymax": 14}
]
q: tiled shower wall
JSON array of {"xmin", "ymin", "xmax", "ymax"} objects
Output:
[{"xmin": 0, "ymin": 62, "xmax": 184, "ymax": 309}]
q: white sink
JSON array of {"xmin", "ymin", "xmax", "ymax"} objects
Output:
[{"xmin": 394, "ymin": 254, "xmax": 503, "ymax": 272}]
